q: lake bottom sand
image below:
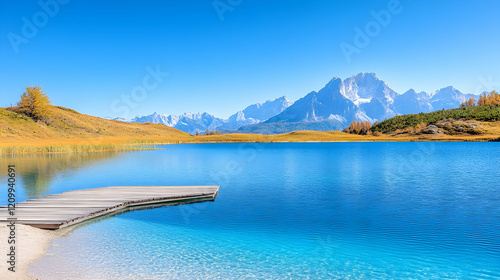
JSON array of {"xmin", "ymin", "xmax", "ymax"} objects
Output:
[{"xmin": 0, "ymin": 224, "xmax": 57, "ymax": 280}]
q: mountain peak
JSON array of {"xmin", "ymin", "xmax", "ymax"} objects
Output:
[
  {"xmin": 433, "ymin": 86, "xmax": 461, "ymax": 97},
  {"xmin": 404, "ymin": 89, "xmax": 417, "ymax": 95},
  {"xmin": 324, "ymin": 77, "xmax": 343, "ymax": 89},
  {"xmin": 340, "ymin": 72, "xmax": 396, "ymax": 106},
  {"xmin": 439, "ymin": 86, "xmax": 455, "ymax": 91},
  {"xmin": 354, "ymin": 72, "xmax": 378, "ymax": 79},
  {"xmin": 277, "ymin": 95, "xmax": 290, "ymax": 102},
  {"xmin": 216, "ymin": 95, "xmax": 293, "ymax": 131}
]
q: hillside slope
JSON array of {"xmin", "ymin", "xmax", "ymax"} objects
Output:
[
  {"xmin": 1, "ymin": 106, "xmax": 191, "ymax": 140},
  {"xmin": 372, "ymin": 105, "xmax": 500, "ymax": 133}
]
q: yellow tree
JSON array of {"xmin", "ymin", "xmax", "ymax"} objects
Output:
[
  {"xmin": 364, "ymin": 121, "xmax": 371, "ymax": 133},
  {"xmin": 485, "ymin": 93, "xmax": 491, "ymax": 105},
  {"xmin": 461, "ymin": 96, "xmax": 476, "ymax": 107},
  {"xmin": 477, "ymin": 93, "xmax": 486, "ymax": 106},
  {"xmin": 491, "ymin": 90, "xmax": 500, "ymax": 105},
  {"xmin": 468, "ymin": 95, "xmax": 476, "ymax": 106},
  {"xmin": 18, "ymin": 86, "xmax": 50, "ymax": 120}
]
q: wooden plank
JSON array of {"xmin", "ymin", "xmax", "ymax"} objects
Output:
[{"xmin": 0, "ymin": 186, "xmax": 219, "ymax": 230}]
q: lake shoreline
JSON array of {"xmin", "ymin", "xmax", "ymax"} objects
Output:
[
  {"xmin": 1, "ymin": 133, "xmax": 499, "ymax": 155},
  {"xmin": 0, "ymin": 224, "xmax": 59, "ymax": 280}
]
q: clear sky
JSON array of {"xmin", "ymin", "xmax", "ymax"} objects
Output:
[{"xmin": 1, "ymin": 0, "xmax": 499, "ymax": 119}]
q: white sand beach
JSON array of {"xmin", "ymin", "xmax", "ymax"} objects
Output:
[{"xmin": 0, "ymin": 224, "xmax": 58, "ymax": 280}]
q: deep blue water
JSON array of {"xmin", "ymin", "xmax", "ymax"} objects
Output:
[{"xmin": 2, "ymin": 142, "xmax": 499, "ymax": 279}]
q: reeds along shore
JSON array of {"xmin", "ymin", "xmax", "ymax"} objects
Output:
[
  {"xmin": 0, "ymin": 143, "xmax": 160, "ymax": 155},
  {"xmin": 1, "ymin": 130, "xmax": 500, "ymax": 155}
]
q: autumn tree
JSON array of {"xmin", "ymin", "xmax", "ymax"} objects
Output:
[
  {"xmin": 490, "ymin": 90, "xmax": 500, "ymax": 105},
  {"xmin": 468, "ymin": 95, "xmax": 476, "ymax": 106},
  {"xmin": 18, "ymin": 86, "xmax": 50, "ymax": 120},
  {"xmin": 460, "ymin": 95, "xmax": 475, "ymax": 107},
  {"xmin": 477, "ymin": 90, "xmax": 500, "ymax": 106},
  {"xmin": 361, "ymin": 121, "xmax": 371, "ymax": 134}
]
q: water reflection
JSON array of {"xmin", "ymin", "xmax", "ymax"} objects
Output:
[{"xmin": 0, "ymin": 152, "xmax": 125, "ymax": 200}]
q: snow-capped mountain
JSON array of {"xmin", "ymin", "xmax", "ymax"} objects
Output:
[
  {"xmin": 131, "ymin": 112, "xmax": 181, "ymax": 127},
  {"xmin": 110, "ymin": 117, "xmax": 133, "ymax": 122},
  {"xmin": 265, "ymin": 78, "xmax": 357, "ymax": 129},
  {"xmin": 242, "ymin": 73, "xmax": 479, "ymax": 134},
  {"xmin": 119, "ymin": 112, "xmax": 224, "ymax": 134},
  {"xmin": 217, "ymin": 96, "xmax": 293, "ymax": 130},
  {"xmin": 392, "ymin": 89, "xmax": 433, "ymax": 115},
  {"xmin": 115, "ymin": 73, "xmax": 481, "ymax": 135},
  {"xmin": 392, "ymin": 87, "xmax": 476, "ymax": 115},
  {"xmin": 115, "ymin": 96, "xmax": 292, "ymax": 134},
  {"xmin": 342, "ymin": 73, "xmax": 397, "ymax": 121},
  {"xmin": 265, "ymin": 73, "xmax": 395, "ymax": 130},
  {"xmin": 342, "ymin": 73, "xmax": 391, "ymax": 102},
  {"xmin": 428, "ymin": 86, "xmax": 475, "ymax": 110},
  {"xmin": 174, "ymin": 112, "xmax": 224, "ymax": 134}
]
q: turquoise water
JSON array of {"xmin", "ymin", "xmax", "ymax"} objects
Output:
[{"xmin": 4, "ymin": 143, "xmax": 500, "ymax": 279}]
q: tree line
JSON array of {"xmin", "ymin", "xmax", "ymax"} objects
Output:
[
  {"xmin": 343, "ymin": 121, "xmax": 373, "ymax": 135},
  {"xmin": 461, "ymin": 90, "xmax": 500, "ymax": 107}
]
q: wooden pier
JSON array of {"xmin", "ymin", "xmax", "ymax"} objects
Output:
[{"xmin": 0, "ymin": 186, "xmax": 219, "ymax": 230}]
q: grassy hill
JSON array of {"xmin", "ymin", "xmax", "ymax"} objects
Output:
[
  {"xmin": 1, "ymin": 106, "xmax": 190, "ymax": 139},
  {"xmin": 372, "ymin": 105, "xmax": 500, "ymax": 133},
  {"xmin": 0, "ymin": 105, "xmax": 194, "ymax": 153}
]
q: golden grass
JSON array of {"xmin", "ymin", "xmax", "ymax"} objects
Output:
[
  {"xmin": 192, "ymin": 129, "xmax": 500, "ymax": 143},
  {"xmin": 1, "ymin": 106, "xmax": 499, "ymax": 155}
]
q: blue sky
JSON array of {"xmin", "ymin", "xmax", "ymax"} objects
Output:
[{"xmin": 1, "ymin": 0, "xmax": 499, "ymax": 119}]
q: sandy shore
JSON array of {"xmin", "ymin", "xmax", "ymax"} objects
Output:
[{"xmin": 0, "ymin": 224, "xmax": 58, "ymax": 280}]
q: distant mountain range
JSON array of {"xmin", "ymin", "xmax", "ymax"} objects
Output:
[
  {"xmin": 130, "ymin": 112, "xmax": 224, "ymax": 135},
  {"xmin": 115, "ymin": 96, "xmax": 293, "ymax": 134},
  {"xmin": 217, "ymin": 96, "xmax": 293, "ymax": 131},
  {"xmin": 114, "ymin": 73, "xmax": 481, "ymax": 134}
]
